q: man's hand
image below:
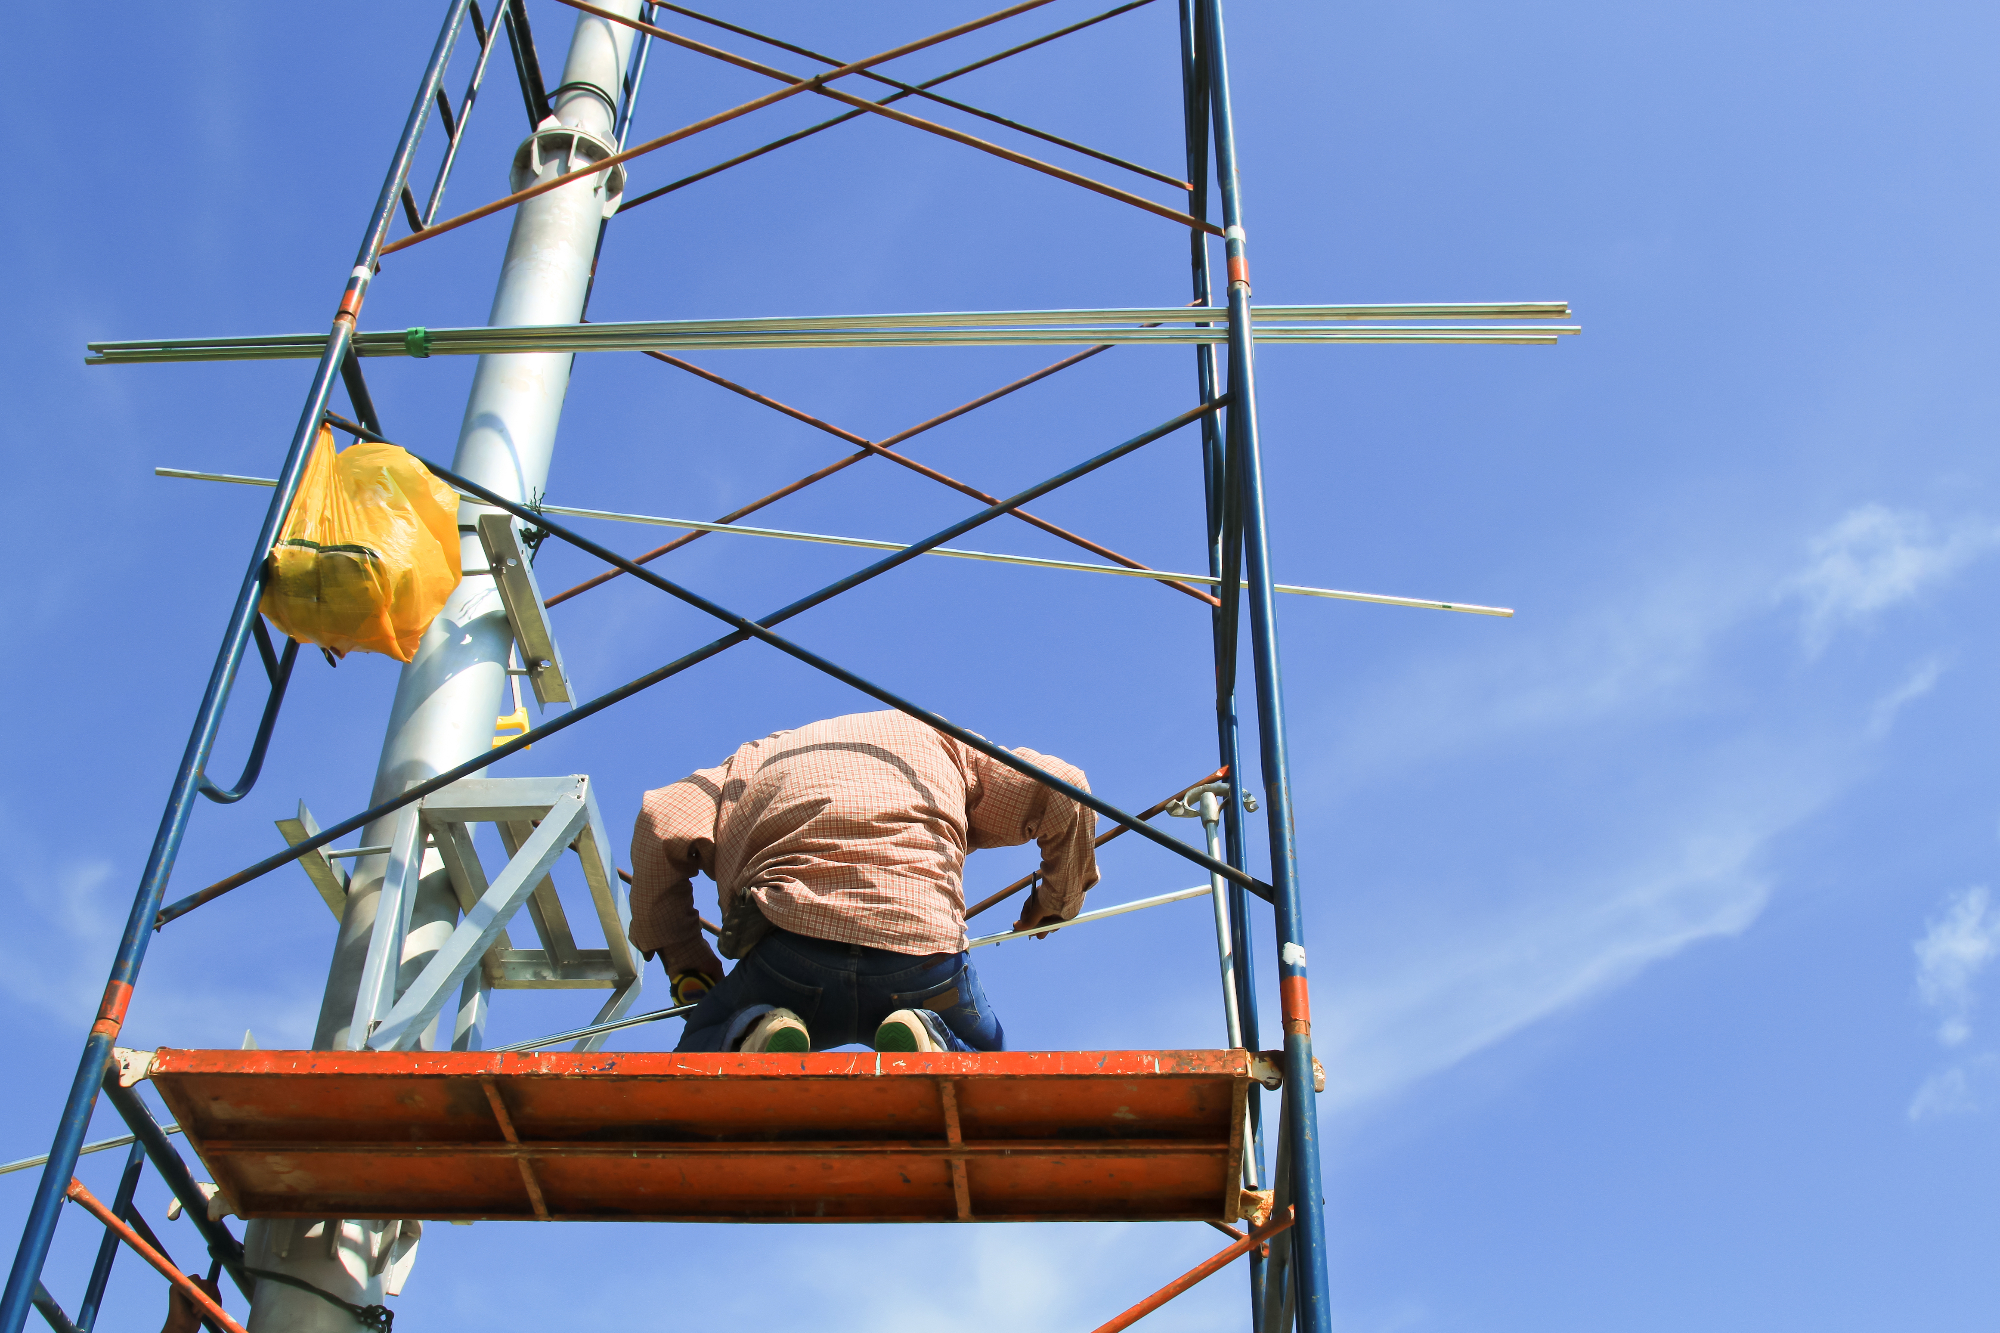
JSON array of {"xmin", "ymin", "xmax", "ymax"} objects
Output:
[
  {"xmin": 1011, "ymin": 892, "xmax": 1063, "ymax": 940},
  {"xmin": 671, "ymin": 970, "xmax": 719, "ymax": 1006}
]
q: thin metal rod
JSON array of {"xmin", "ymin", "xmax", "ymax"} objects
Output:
[
  {"xmin": 379, "ymin": 0, "xmax": 1061, "ymax": 256},
  {"xmin": 1196, "ymin": 794, "xmax": 1245, "ymax": 1048},
  {"xmin": 969, "ymin": 885, "xmax": 1209, "ymax": 948},
  {"xmin": 153, "ymin": 468, "xmax": 1516, "ymax": 615},
  {"xmin": 156, "ymin": 399, "xmax": 1263, "ymax": 926},
  {"xmin": 542, "ymin": 342, "xmax": 1116, "ymax": 606},
  {"xmin": 615, "ymin": 0, "xmax": 1161, "ymax": 213},
  {"xmin": 60, "ymin": 1181, "xmax": 246, "ymax": 1333},
  {"xmin": 338, "ymin": 347, "xmax": 383, "ymax": 436},
  {"xmin": 1088, "ymin": 1209, "xmax": 1296, "ymax": 1333},
  {"xmin": 500, "ymin": 0, "xmax": 552, "ymax": 126},
  {"xmin": 494, "ymin": 1001, "xmax": 697, "ymax": 1053},
  {"xmin": 0, "ymin": 7, "xmax": 471, "ymax": 1328},
  {"xmin": 965, "ymin": 766, "xmax": 1226, "ymax": 920},
  {"xmin": 644, "ymin": 0, "xmax": 1190, "ymax": 189},
  {"xmin": 29, "ymin": 1285, "xmax": 78, "ymax": 1333},
  {"xmin": 612, "ymin": 1, "xmax": 658, "ymax": 148},
  {"xmin": 1204, "ymin": 2, "xmax": 1331, "ymax": 1328},
  {"xmin": 0, "ymin": 1127, "xmax": 183, "ymax": 1180},
  {"xmin": 584, "ymin": 0, "xmax": 1184, "ymax": 192},
  {"xmin": 636, "ymin": 352, "xmax": 1218, "ymax": 604},
  {"xmin": 71, "ymin": 1142, "xmax": 144, "ymax": 1333}
]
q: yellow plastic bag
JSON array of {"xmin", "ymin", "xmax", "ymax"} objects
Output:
[{"xmin": 259, "ymin": 425, "xmax": 461, "ymax": 662}]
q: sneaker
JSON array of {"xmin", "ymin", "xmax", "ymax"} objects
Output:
[
  {"xmin": 739, "ymin": 1007, "xmax": 810, "ymax": 1053},
  {"xmin": 874, "ymin": 1008, "xmax": 951, "ymax": 1053}
]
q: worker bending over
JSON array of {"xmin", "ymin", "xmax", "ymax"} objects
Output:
[{"xmin": 629, "ymin": 710, "xmax": 1099, "ymax": 1053}]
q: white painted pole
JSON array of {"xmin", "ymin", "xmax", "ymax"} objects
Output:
[{"xmin": 243, "ymin": 9, "xmax": 643, "ymax": 1332}]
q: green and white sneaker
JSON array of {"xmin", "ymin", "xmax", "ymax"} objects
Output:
[
  {"xmin": 874, "ymin": 1008, "xmax": 950, "ymax": 1053},
  {"xmin": 739, "ymin": 1007, "xmax": 810, "ymax": 1053}
]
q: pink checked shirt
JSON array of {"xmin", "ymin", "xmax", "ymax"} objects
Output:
[{"xmin": 628, "ymin": 710, "xmax": 1099, "ymax": 976}]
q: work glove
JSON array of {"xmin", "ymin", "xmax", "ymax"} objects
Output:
[{"xmin": 671, "ymin": 970, "xmax": 719, "ymax": 1007}]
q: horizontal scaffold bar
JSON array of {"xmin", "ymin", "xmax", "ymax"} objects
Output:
[{"xmin": 86, "ymin": 302, "xmax": 1576, "ymax": 364}]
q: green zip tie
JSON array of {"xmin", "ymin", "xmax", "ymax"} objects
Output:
[{"xmin": 404, "ymin": 327, "xmax": 431, "ymax": 359}]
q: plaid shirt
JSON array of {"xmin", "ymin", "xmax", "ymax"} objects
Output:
[{"xmin": 629, "ymin": 710, "xmax": 1099, "ymax": 976}]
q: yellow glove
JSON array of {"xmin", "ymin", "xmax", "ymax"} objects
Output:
[{"xmin": 671, "ymin": 970, "xmax": 718, "ymax": 1007}]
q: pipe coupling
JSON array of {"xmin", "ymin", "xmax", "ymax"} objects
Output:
[{"xmin": 509, "ymin": 123, "xmax": 626, "ymax": 218}]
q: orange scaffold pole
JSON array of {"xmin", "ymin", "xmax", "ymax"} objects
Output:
[
  {"xmin": 1087, "ymin": 1207, "xmax": 1295, "ymax": 1333},
  {"xmin": 62, "ymin": 1179, "xmax": 247, "ymax": 1333}
]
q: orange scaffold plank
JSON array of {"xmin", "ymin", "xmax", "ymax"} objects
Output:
[{"xmin": 144, "ymin": 1048, "xmax": 1254, "ymax": 1225}]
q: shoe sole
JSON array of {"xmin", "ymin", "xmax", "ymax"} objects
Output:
[
  {"xmin": 874, "ymin": 1016, "xmax": 926, "ymax": 1052},
  {"xmin": 761, "ymin": 1024, "xmax": 809, "ymax": 1054}
]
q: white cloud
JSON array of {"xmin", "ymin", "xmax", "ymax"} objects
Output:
[
  {"xmin": 1908, "ymin": 1055, "xmax": 1999, "ymax": 1122},
  {"xmin": 1316, "ymin": 781, "xmax": 1812, "ymax": 1114},
  {"xmin": 1302, "ymin": 507, "xmax": 1984, "ymax": 1116},
  {"xmin": 1867, "ymin": 657, "xmax": 1945, "ymax": 738},
  {"xmin": 1784, "ymin": 506, "xmax": 1996, "ymax": 655},
  {"xmin": 1914, "ymin": 886, "xmax": 2000, "ymax": 1047}
]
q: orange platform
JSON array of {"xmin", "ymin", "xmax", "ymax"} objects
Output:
[{"xmin": 144, "ymin": 1048, "xmax": 1257, "ymax": 1224}]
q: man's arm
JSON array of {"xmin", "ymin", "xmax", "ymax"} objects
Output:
[
  {"xmin": 629, "ymin": 772, "xmax": 728, "ymax": 990},
  {"xmin": 965, "ymin": 746, "xmax": 1100, "ymax": 934}
]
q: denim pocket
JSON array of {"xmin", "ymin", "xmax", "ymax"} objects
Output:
[
  {"xmin": 888, "ymin": 965, "xmax": 977, "ymax": 1020},
  {"xmin": 746, "ymin": 948, "xmax": 826, "ymax": 1027}
]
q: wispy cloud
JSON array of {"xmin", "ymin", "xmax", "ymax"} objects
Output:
[
  {"xmin": 1305, "ymin": 504, "xmax": 1983, "ymax": 1116},
  {"xmin": 0, "ymin": 804, "xmax": 321, "ymax": 1046},
  {"xmin": 1317, "ymin": 769, "xmax": 1821, "ymax": 1114},
  {"xmin": 1914, "ymin": 886, "xmax": 1999, "ymax": 1048},
  {"xmin": 1867, "ymin": 657, "xmax": 1945, "ymax": 738},
  {"xmin": 1783, "ymin": 505, "xmax": 1996, "ymax": 656}
]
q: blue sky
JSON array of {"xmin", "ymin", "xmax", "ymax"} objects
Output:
[{"xmin": 4, "ymin": 2, "xmax": 1999, "ymax": 1330}]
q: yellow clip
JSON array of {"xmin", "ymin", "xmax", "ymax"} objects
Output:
[{"xmin": 493, "ymin": 705, "xmax": 532, "ymax": 750}]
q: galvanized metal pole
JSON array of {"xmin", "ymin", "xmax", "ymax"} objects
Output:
[
  {"xmin": 241, "ymin": 7, "xmax": 641, "ymax": 1331},
  {"xmin": 0, "ymin": 8, "xmax": 472, "ymax": 1331},
  {"xmin": 1198, "ymin": 2, "xmax": 1334, "ymax": 1331}
]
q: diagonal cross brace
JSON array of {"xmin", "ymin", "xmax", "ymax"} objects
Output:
[{"xmin": 367, "ymin": 794, "xmax": 589, "ymax": 1051}]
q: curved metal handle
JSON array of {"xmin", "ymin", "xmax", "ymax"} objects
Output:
[{"xmin": 196, "ymin": 621, "xmax": 300, "ymax": 805}]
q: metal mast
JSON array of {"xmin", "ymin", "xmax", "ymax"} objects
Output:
[{"xmin": 243, "ymin": 6, "xmax": 641, "ymax": 1329}]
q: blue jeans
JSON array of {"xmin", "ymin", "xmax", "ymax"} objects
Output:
[{"xmin": 675, "ymin": 927, "xmax": 1005, "ymax": 1053}]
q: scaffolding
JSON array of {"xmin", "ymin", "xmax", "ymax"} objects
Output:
[{"xmin": 3, "ymin": 3, "xmax": 1573, "ymax": 1332}]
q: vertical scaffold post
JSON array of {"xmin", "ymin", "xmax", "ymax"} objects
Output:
[
  {"xmin": 1179, "ymin": 0, "xmax": 1267, "ymax": 1324},
  {"xmin": 1198, "ymin": 2, "xmax": 1334, "ymax": 1331},
  {"xmin": 0, "ymin": 8, "xmax": 474, "ymax": 1331}
]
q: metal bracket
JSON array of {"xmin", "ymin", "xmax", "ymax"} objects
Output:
[
  {"xmin": 476, "ymin": 512, "xmax": 573, "ymax": 705},
  {"xmin": 110, "ymin": 1048, "xmax": 155, "ymax": 1088},
  {"xmin": 275, "ymin": 801, "xmax": 348, "ymax": 919},
  {"xmin": 364, "ymin": 775, "xmax": 641, "ymax": 1052},
  {"xmin": 1247, "ymin": 1053, "xmax": 1324, "ymax": 1093}
]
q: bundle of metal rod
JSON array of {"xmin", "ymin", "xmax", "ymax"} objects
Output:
[{"xmin": 87, "ymin": 302, "xmax": 1575, "ymax": 363}]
